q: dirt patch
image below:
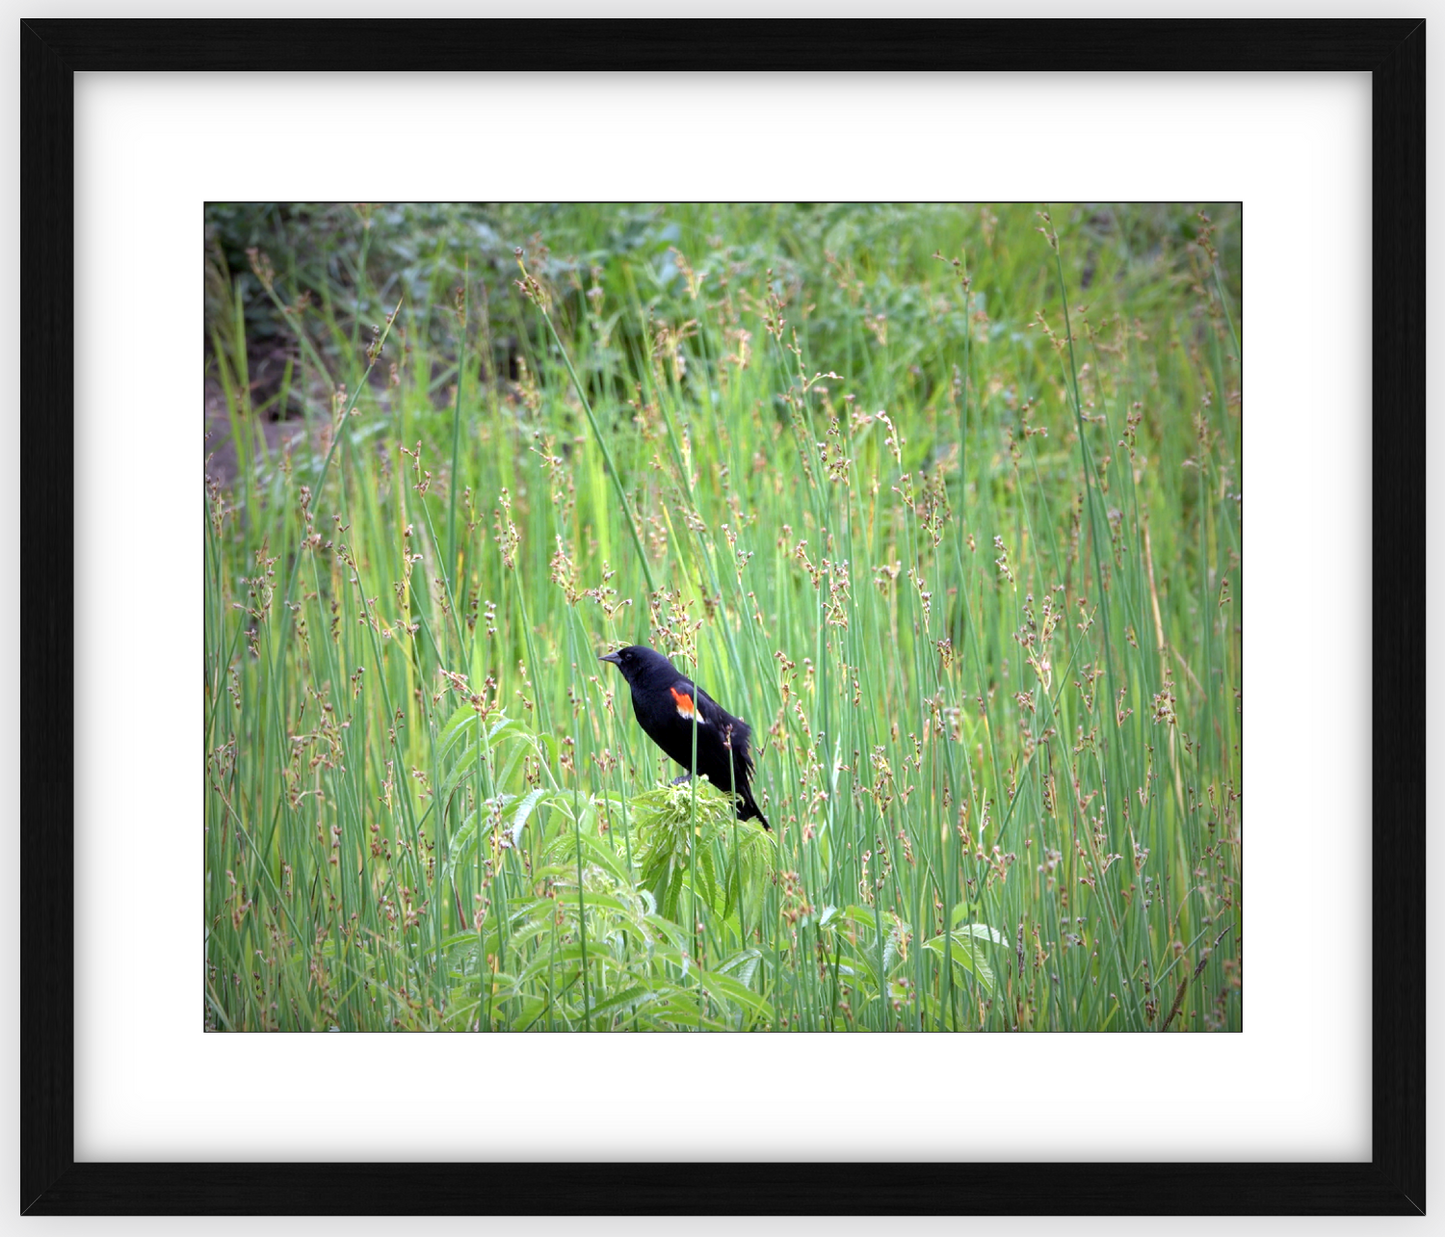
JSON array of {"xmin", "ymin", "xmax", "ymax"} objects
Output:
[{"xmin": 203, "ymin": 375, "xmax": 334, "ymax": 490}]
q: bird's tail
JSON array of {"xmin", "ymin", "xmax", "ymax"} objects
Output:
[{"xmin": 738, "ymin": 785, "xmax": 770, "ymax": 831}]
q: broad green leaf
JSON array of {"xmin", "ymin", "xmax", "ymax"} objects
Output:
[
  {"xmin": 510, "ymin": 787, "xmax": 550, "ymax": 845},
  {"xmin": 922, "ymin": 931, "xmax": 998, "ymax": 993}
]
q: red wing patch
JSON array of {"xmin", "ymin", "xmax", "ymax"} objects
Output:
[{"xmin": 670, "ymin": 686, "xmax": 699, "ymax": 720}]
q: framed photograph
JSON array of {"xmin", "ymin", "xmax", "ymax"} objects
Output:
[{"xmin": 22, "ymin": 19, "xmax": 1422, "ymax": 1215}]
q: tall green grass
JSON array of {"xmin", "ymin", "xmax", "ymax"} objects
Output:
[{"xmin": 204, "ymin": 203, "xmax": 1241, "ymax": 1031}]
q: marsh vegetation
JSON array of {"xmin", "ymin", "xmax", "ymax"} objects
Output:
[{"xmin": 204, "ymin": 202, "xmax": 1241, "ymax": 1032}]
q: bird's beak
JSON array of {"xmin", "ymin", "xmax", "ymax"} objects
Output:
[{"xmin": 599, "ymin": 651, "xmax": 621, "ymax": 666}]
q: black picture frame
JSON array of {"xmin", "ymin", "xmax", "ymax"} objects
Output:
[{"xmin": 21, "ymin": 19, "xmax": 1424, "ymax": 1216}]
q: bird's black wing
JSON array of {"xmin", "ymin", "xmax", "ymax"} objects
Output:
[{"xmin": 694, "ymin": 686, "xmax": 755, "ymax": 775}]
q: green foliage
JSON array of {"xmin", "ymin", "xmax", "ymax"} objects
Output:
[
  {"xmin": 204, "ymin": 202, "xmax": 1241, "ymax": 1032},
  {"xmin": 627, "ymin": 781, "xmax": 775, "ymax": 925}
]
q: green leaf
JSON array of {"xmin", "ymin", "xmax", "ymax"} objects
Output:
[
  {"xmin": 438, "ymin": 705, "xmax": 477, "ymax": 756},
  {"xmin": 949, "ymin": 904, "xmax": 1003, "ymax": 939},
  {"xmin": 716, "ymin": 946, "xmax": 764, "ymax": 989},
  {"xmin": 509, "ymin": 787, "xmax": 550, "ymax": 845},
  {"xmin": 922, "ymin": 930, "xmax": 999, "ymax": 993},
  {"xmin": 588, "ymin": 984, "xmax": 658, "ymax": 1021},
  {"xmin": 697, "ymin": 969, "xmax": 773, "ymax": 1022}
]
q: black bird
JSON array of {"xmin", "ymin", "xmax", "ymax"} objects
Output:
[{"xmin": 600, "ymin": 645, "xmax": 769, "ymax": 829}]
